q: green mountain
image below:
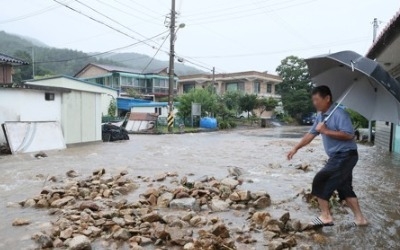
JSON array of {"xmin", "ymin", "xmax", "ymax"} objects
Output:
[
  {"xmin": 0, "ymin": 31, "xmax": 203, "ymax": 82},
  {"xmin": 101, "ymin": 52, "xmax": 204, "ymax": 75}
]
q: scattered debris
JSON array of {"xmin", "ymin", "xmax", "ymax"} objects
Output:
[{"xmin": 34, "ymin": 151, "xmax": 48, "ymax": 159}]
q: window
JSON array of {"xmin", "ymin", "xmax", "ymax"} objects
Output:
[
  {"xmin": 155, "ymin": 107, "xmax": 162, "ymax": 115},
  {"xmin": 253, "ymin": 81, "xmax": 260, "ymax": 94},
  {"xmin": 45, "ymin": 93, "xmax": 55, "ymax": 101},
  {"xmin": 267, "ymin": 83, "xmax": 272, "ymax": 93},
  {"xmin": 183, "ymin": 83, "xmax": 195, "ymax": 93},
  {"xmin": 154, "ymin": 79, "xmax": 168, "ymax": 88},
  {"xmin": 226, "ymin": 82, "xmax": 244, "ymax": 92}
]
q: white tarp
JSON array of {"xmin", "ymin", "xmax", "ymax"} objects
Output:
[{"xmin": 2, "ymin": 121, "xmax": 66, "ymax": 154}]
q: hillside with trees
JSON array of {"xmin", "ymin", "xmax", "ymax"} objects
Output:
[{"xmin": 0, "ymin": 31, "xmax": 203, "ymax": 83}]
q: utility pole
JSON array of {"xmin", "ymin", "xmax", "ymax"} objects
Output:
[
  {"xmin": 31, "ymin": 47, "xmax": 35, "ymax": 79},
  {"xmin": 368, "ymin": 18, "xmax": 380, "ymax": 142},
  {"xmin": 211, "ymin": 66, "xmax": 216, "ymax": 93},
  {"xmin": 167, "ymin": 0, "xmax": 176, "ymax": 133},
  {"xmin": 372, "ymin": 18, "xmax": 379, "ymax": 42}
]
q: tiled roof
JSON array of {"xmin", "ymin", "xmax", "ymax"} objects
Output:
[
  {"xmin": 366, "ymin": 10, "xmax": 400, "ymax": 58},
  {"xmin": 0, "ymin": 53, "xmax": 29, "ymax": 65}
]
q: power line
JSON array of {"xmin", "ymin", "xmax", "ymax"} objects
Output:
[
  {"xmin": 184, "ymin": 0, "xmax": 317, "ymax": 25},
  {"xmin": 251, "ymin": 0, "xmax": 314, "ymax": 46},
  {"xmin": 0, "ymin": 4, "xmax": 61, "ymax": 24},
  {"xmin": 95, "ymin": 0, "xmax": 164, "ymax": 26},
  {"xmin": 34, "ymin": 31, "xmax": 168, "ymax": 64},
  {"xmin": 185, "ymin": 36, "xmax": 370, "ymax": 59},
  {"xmin": 52, "ymin": 0, "xmax": 161, "ymax": 49},
  {"xmin": 181, "ymin": 0, "xmax": 275, "ymax": 18},
  {"xmin": 142, "ymin": 34, "xmax": 170, "ymax": 73},
  {"xmin": 53, "ymin": 0, "xmax": 223, "ymax": 74},
  {"xmin": 73, "ymin": 0, "xmax": 158, "ymax": 44},
  {"xmin": 124, "ymin": 0, "xmax": 166, "ymax": 18}
]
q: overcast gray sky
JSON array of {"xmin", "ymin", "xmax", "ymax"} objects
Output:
[{"xmin": 1, "ymin": 0, "xmax": 399, "ymax": 74}]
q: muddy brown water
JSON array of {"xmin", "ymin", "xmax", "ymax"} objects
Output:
[{"xmin": 0, "ymin": 126, "xmax": 399, "ymax": 250}]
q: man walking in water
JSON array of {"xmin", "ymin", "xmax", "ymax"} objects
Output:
[{"xmin": 287, "ymin": 85, "xmax": 368, "ymax": 227}]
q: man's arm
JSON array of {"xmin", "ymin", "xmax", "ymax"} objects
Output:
[
  {"xmin": 317, "ymin": 125, "xmax": 353, "ymax": 140},
  {"xmin": 287, "ymin": 133, "xmax": 316, "ymax": 160}
]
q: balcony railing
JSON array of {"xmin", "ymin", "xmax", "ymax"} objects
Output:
[{"xmin": 121, "ymin": 86, "xmax": 177, "ymax": 95}]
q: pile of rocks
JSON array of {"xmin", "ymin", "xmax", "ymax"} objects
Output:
[
  {"xmin": 12, "ymin": 168, "xmax": 326, "ymax": 249},
  {"xmin": 140, "ymin": 175, "xmax": 272, "ymax": 213}
]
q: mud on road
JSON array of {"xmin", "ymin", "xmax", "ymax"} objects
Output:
[{"xmin": 0, "ymin": 126, "xmax": 399, "ymax": 249}]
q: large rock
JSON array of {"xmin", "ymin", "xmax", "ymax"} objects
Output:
[
  {"xmin": 79, "ymin": 201, "xmax": 99, "ymax": 211},
  {"xmin": 141, "ymin": 211, "xmax": 162, "ymax": 222},
  {"xmin": 279, "ymin": 212, "xmax": 290, "ymax": 224},
  {"xmin": 269, "ymin": 239, "xmax": 284, "ymax": 250},
  {"xmin": 189, "ymin": 216, "xmax": 207, "ymax": 227},
  {"xmin": 237, "ymin": 190, "xmax": 250, "ymax": 201},
  {"xmin": 169, "ymin": 198, "xmax": 196, "ymax": 210},
  {"xmin": 221, "ymin": 178, "xmax": 239, "ymax": 189},
  {"xmin": 113, "ymin": 228, "xmax": 131, "ymax": 240},
  {"xmin": 251, "ymin": 211, "xmax": 270, "ymax": 225},
  {"xmin": 12, "ymin": 218, "xmax": 30, "ymax": 226},
  {"xmin": 60, "ymin": 227, "xmax": 73, "ymax": 239},
  {"xmin": 68, "ymin": 235, "xmax": 91, "ymax": 250},
  {"xmin": 51, "ymin": 196, "xmax": 75, "ymax": 208},
  {"xmin": 254, "ymin": 196, "xmax": 271, "ymax": 209},
  {"xmin": 157, "ymin": 192, "xmax": 174, "ymax": 208},
  {"xmin": 210, "ymin": 199, "xmax": 229, "ymax": 212},
  {"xmin": 229, "ymin": 192, "xmax": 240, "ymax": 202},
  {"xmin": 211, "ymin": 223, "xmax": 230, "ymax": 238},
  {"xmin": 35, "ymin": 234, "xmax": 53, "ymax": 248},
  {"xmin": 165, "ymin": 226, "xmax": 191, "ymax": 246}
]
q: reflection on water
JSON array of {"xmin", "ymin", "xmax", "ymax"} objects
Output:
[{"xmin": 0, "ymin": 126, "xmax": 399, "ymax": 249}]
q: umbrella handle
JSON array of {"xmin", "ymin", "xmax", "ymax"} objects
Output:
[{"xmin": 323, "ymin": 83, "xmax": 356, "ymax": 123}]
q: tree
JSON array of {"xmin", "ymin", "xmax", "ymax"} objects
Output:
[
  {"xmin": 281, "ymin": 89, "xmax": 314, "ymax": 118},
  {"xmin": 276, "ymin": 55, "xmax": 314, "ymax": 118},
  {"xmin": 107, "ymin": 99, "xmax": 117, "ymax": 117},
  {"xmin": 239, "ymin": 94, "xmax": 258, "ymax": 119},
  {"xmin": 177, "ymin": 88, "xmax": 218, "ymax": 119},
  {"xmin": 347, "ymin": 109, "xmax": 368, "ymax": 128},
  {"xmin": 12, "ymin": 50, "xmax": 52, "ymax": 83},
  {"xmin": 258, "ymin": 97, "xmax": 278, "ymax": 116}
]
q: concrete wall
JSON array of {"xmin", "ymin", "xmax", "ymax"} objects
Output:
[
  {"xmin": 375, "ymin": 121, "xmax": 392, "ymax": 151},
  {"xmin": 0, "ymin": 89, "xmax": 62, "ymax": 144}
]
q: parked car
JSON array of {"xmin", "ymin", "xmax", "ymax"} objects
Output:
[
  {"xmin": 237, "ymin": 111, "xmax": 253, "ymax": 119},
  {"xmin": 301, "ymin": 112, "xmax": 317, "ymax": 125}
]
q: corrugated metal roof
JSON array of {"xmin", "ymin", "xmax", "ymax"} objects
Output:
[
  {"xmin": 366, "ymin": 10, "xmax": 400, "ymax": 59},
  {"xmin": 0, "ymin": 53, "xmax": 29, "ymax": 65},
  {"xmin": 89, "ymin": 63, "xmax": 168, "ymax": 75}
]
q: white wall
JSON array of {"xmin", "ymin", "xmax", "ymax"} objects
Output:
[
  {"xmin": 26, "ymin": 77, "xmax": 118, "ymax": 116},
  {"xmin": 130, "ymin": 106, "xmax": 178, "ymax": 118},
  {"xmin": 61, "ymin": 90, "xmax": 102, "ymax": 145},
  {"xmin": 0, "ymin": 89, "xmax": 61, "ymax": 144}
]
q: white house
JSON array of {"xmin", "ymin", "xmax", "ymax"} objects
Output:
[{"xmin": 0, "ymin": 76, "xmax": 119, "ymax": 151}]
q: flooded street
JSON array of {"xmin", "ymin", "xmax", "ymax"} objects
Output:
[{"xmin": 0, "ymin": 126, "xmax": 399, "ymax": 250}]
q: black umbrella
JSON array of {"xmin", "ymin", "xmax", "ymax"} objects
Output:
[{"xmin": 305, "ymin": 50, "xmax": 400, "ymax": 123}]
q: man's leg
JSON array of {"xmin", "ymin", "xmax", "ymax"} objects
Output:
[
  {"xmin": 317, "ymin": 198, "xmax": 333, "ymax": 223},
  {"xmin": 336, "ymin": 153, "xmax": 368, "ymax": 226},
  {"xmin": 345, "ymin": 197, "xmax": 368, "ymax": 225},
  {"xmin": 311, "ymin": 165, "xmax": 338, "ymax": 224}
]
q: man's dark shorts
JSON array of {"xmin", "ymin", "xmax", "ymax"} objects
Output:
[{"xmin": 311, "ymin": 150, "xmax": 358, "ymax": 201}]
